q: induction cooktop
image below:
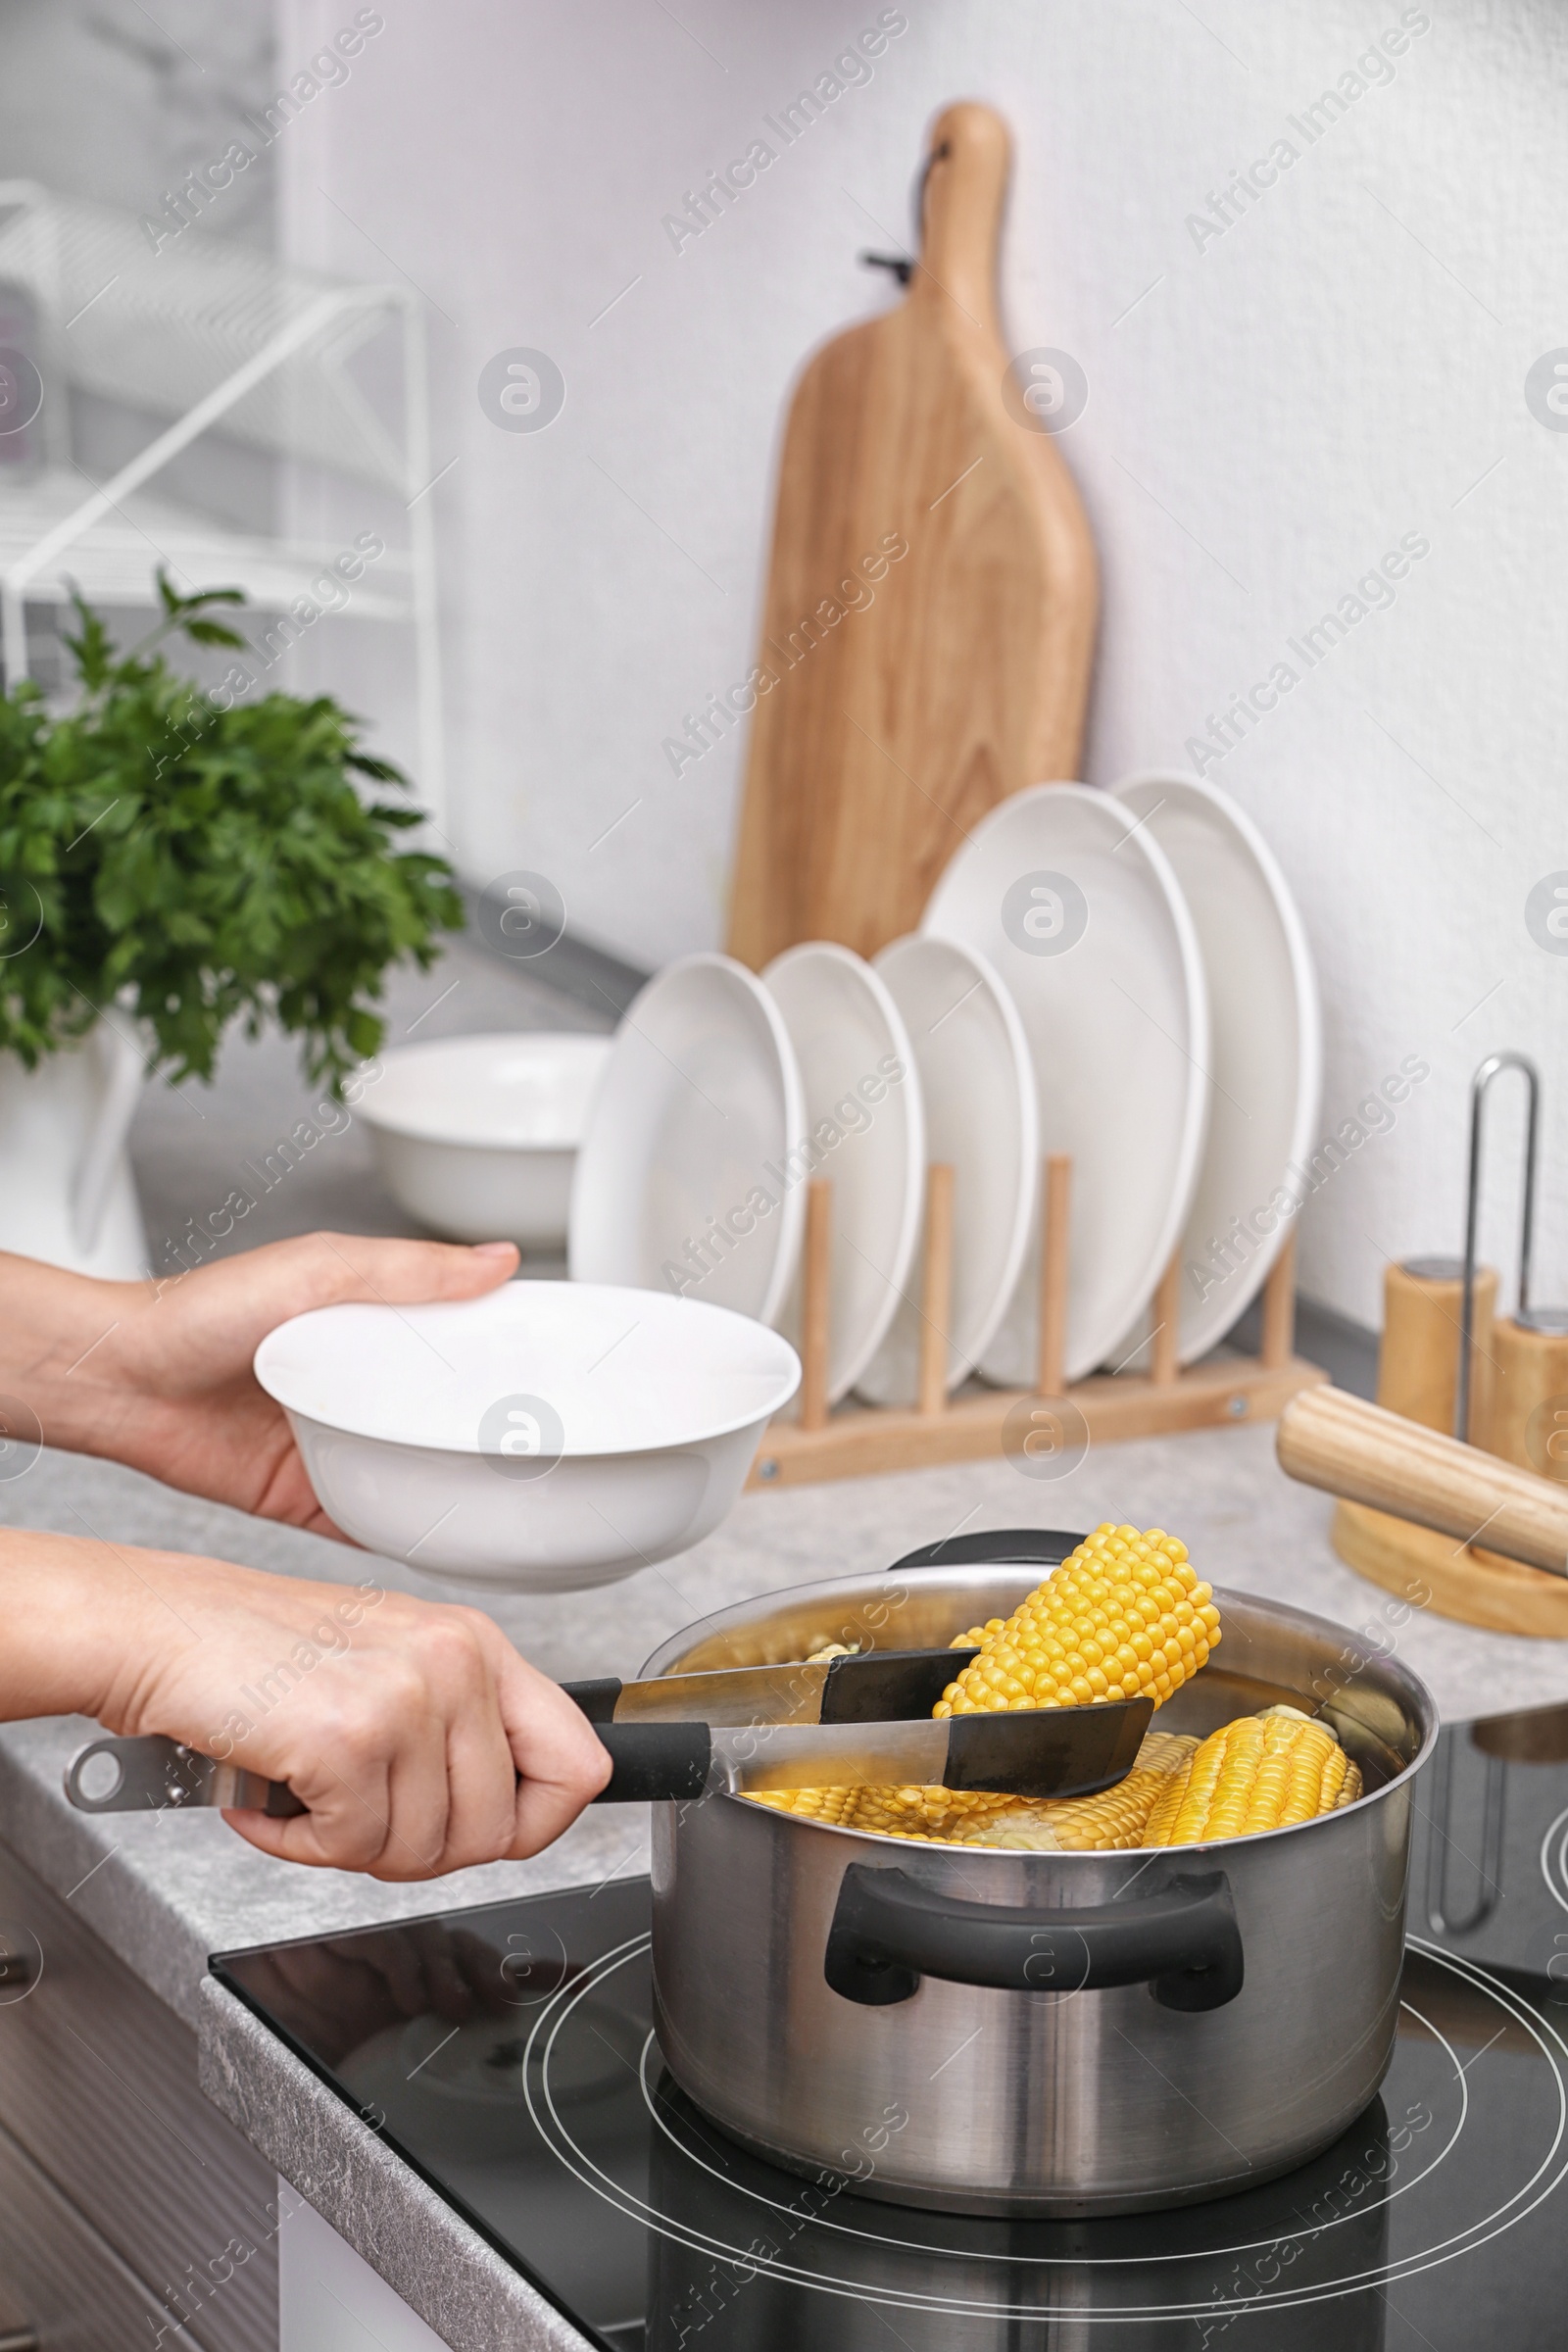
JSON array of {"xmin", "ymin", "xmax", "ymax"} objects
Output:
[{"xmin": 213, "ymin": 1699, "xmax": 1568, "ymax": 2349}]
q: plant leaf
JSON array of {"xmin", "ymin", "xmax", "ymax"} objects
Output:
[{"xmin": 182, "ymin": 620, "xmax": 250, "ymax": 649}]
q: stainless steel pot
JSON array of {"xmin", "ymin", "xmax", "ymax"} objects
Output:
[{"xmin": 641, "ymin": 1534, "xmax": 1437, "ymax": 2217}]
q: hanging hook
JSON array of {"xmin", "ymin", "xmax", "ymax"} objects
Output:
[
  {"xmin": 854, "ymin": 137, "xmax": 950, "ymax": 287},
  {"xmin": 1457, "ymin": 1052, "xmax": 1541, "ymax": 1443}
]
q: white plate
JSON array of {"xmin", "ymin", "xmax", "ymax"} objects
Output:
[
  {"xmin": 922, "ymin": 782, "xmax": 1210, "ymax": 1385},
  {"xmin": 1109, "ymin": 770, "xmax": 1322, "ymax": 1361},
  {"xmin": 857, "ymin": 935, "xmax": 1039, "ymax": 1405},
  {"xmin": 568, "ymin": 954, "xmax": 806, "ymax": 1325},
  {"xmin": 254, "ymin": 1282, "xmax": 800, "ymax": 1591},
  {"xmin": 357, "ymin": 1032, "xmax": 612, "ymax": 1250},
  {"xmin": 761, "ymin": 943, "xmax": 925, "ymax": 1404}
]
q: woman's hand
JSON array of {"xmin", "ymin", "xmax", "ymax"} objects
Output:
[
  {"xmin": 0, "ymin": 1234, "xmax": 518, "ymax": 1537},
  {"xmin": 12, "ymin": 1530, "xmax": 612, "ymax": 1879}
]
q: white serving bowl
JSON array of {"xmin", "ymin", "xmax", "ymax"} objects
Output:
[
  {"xmin": 253, "ymin": 1282, "xmax": 801, "ymax": 1592},
  {"xmin": 357, "ymin": 1033, "xmax": 612, "ymax": 1250}
]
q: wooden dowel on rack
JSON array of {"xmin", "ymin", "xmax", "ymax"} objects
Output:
[
  {"xmin": 1261, "ymin": 1234, "xmax": 1297, "ymax": 1370},
  {"xmin": 1152, "ymin": 1253, "xmax": 1182, "ymax": 1388},
  {"xmin": 1036, "ymin": 1152, "xmax": 1072, "ymax": 1396},
  {"xmin": 800, "ymin": 1178, "xmax": 833, "ymax": 1431},
  {"xmin": 917, "ymin": 1162, "xmax": 956, "ymax": 1416}
]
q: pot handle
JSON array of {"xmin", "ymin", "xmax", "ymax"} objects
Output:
[
  {"xmin": 887, "ymin": 1528, "xmax": 1080, "ymax": 1573},
  {"xmin": 823, "ymin": 1863, "xmax": 1243, "ymax": 2012}
]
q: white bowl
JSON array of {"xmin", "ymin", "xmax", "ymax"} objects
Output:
[
  {"xmin": 358, "ymin": 1033, "xmax": 612, "ymax": 1250},
  {"xmin": 253, "ymin": 1282, "xmax": 801, "ymax": 1592}
]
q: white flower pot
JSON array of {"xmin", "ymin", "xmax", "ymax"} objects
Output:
[{"xmin": 0, "ymin": 1024, "xmax": 148, "ymax": 1278}]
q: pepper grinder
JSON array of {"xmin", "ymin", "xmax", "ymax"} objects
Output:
[{"xmin": 1376, "ymin": 1255, "xmax": 1497, "ymax": 1441}]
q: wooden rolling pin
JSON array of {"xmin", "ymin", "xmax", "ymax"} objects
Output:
[{"xmin": 1277, "ymin": 1385, "xmax": 1568, "ymax": 1580}]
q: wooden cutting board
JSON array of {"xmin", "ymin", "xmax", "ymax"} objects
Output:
[{"xmin": 726, "ymin": 101, "xmax": 1099, "ymax": 969}]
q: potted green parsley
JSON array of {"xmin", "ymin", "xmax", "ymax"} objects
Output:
[{"xmin": 0, "ymin": 576, "xmax": 463, "ymax": 1275}]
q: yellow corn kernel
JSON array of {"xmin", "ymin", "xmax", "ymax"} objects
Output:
[
  {"xmin": 1133, "ymin": 1729, "xmax": 1202, "ymax": 1780},
  {"xmin": 952, "ymin": 1618, "xmax": 1006, "ymax": 1650},
  {"xmin": 853, "ymin": 1785, "xmax": 1018, "ymax": 1838},
  {"xmin": 1144, "ymin": 1713, "xmax": 1356, "ymax": 1845},
  {"xmin": 747, "ymin": 1785, "xmax": 861, "ymax": 1827},
  {"xmin": 933, "ymin": 1524, "xmax": 1220, "ymax": 1718}
]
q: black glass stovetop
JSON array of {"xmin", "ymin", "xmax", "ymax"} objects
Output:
[{"xmin": 214, "ymin": 1700, "xmax": 1568, "ymax": 2349}]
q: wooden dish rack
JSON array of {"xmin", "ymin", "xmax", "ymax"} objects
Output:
[{"xmin": 748, "ymin": 1152, "xmax": 1327, "ymax": 1489}]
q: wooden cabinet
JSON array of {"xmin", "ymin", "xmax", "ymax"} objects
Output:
[{"xmin": 0, "ymin": 1838, "xmax": 277, "ymax": 2350}]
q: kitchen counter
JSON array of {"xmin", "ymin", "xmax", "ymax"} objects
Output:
[{"xmin": 10, "ymin": 1419, "xmax": 1568, "ymax": 2347}]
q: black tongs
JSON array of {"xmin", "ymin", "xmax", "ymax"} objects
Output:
[
  {"xmin": 64, "ymin": 1646, "xmax": 1152, "ymax": 1817},
  {"xmin": 67, "ymin": 1529, "xmax": 1157, "ymax": 1819}
]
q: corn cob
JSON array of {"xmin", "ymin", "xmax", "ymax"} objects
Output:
[
  {"xmin": 1144, "ymin": 1712, "xmax": 1362, "ymax": 1845},
  {"xmin": 746, "ymin": 1784, "xmax": 1018, "ymax": 1838},
  {"xmin": 744, "ymin": 1731, "xmax": 1200, "ymax": 1850},
  {"xmin": 746, "ymin": 1716, "xmax": 1361, "ymax": 1852},
  {"xmin": 936, "ymin": 1524, "xmax": 1220, "ymax": 1716},
  {"xmin": 942, "ymin": 1734, "xmax": 1200, "ymax": 1850}
]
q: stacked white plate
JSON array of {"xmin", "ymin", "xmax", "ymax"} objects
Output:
[
  {"xmin": 922, "ymin": 774, "xmax": 1320, "ymax": 1377},
  {"xmin": 761, "ymin": 943, "xmax": 925, "ymax": 1404},
  {"xmin": 1105, "ymin": 771, "xmax": 1322, "ymax": 1363},
  {"xmin": 568, "ymin": 954, "xmax": 806, "ymax": 1324},
  {"xmin": 568, "ymin": 946, "xmax": 925, "ymax": 1404},
  {"xmin": 568, "ymin": 774, "xmax": 1320, "ymax": 1395},
  {"xmin": 924, "ymin": 783, "xmax": 1211, "ymax": 1384},
  {"xmin": 857, "ymin": 935, "xmax": 1039, "ymax": 1406}
]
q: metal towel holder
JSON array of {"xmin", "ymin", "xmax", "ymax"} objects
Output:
[{"xmin": 1457, "ymin": 1052, "xmax": 1541, "ymax": 1444}]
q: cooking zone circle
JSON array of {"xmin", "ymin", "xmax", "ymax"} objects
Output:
[
  {"xmin": 1541, "ymin": 1803, "xmax": 1568, "ymax": 1920},
  {"xmin": 520, "ymin": 1935, "xmax": 1568, "ymax": 2328}
]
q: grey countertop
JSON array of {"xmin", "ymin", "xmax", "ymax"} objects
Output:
[{"xmin": 8, "ymin": 940, "xmax": 1568, "ymax": 2345}]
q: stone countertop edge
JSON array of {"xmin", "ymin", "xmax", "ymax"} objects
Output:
[{"xmin": 199, "ymin": 1976, "xmax": 591, "ymax": 2351}]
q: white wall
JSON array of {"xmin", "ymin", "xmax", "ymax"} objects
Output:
[
  {"xmin": 0, "ymin": 0, "xmax": 280, "ymax": 541},
  {"xmin": 275, "ymin": 0, "xmax": 1568, "ymax": 1329},
  {"xmin": 0, "ymin": 0, "xmax": 277, "ymax": 244}
]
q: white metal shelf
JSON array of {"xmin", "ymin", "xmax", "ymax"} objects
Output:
[
  {"xmin": 0, "ymin": 181, "xmax": 443, "ymax": 816},
  {"xmin": 0, "ymin": 466, "xmax": 415, "ymax": 620}
]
